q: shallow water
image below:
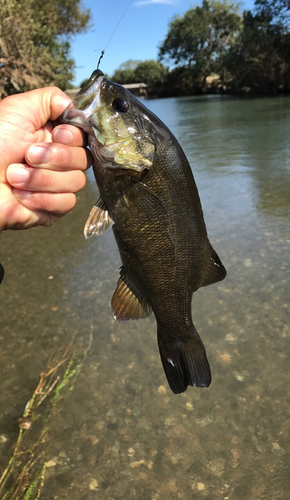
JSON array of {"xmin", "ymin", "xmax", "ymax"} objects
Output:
[{"xmin": 0, "ymin": 95, "xmax": 290, "ymax": 499}]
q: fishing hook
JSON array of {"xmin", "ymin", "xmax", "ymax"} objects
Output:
[{"xmin": 97, "ymin": 50, "xmax": 105, "ymax": 70}]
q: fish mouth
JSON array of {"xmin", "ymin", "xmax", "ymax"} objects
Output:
[
  {"xmin": 73, "ymin": 70, "xmax": 104, "ymax": 112},
  {"xmin": 92, "ymin": 126, "xmax": 150, "ymax": 171},
  {"xmin": 93, "ymin": 126, "xmax": 134, "ymax": 166},
  {"xmin": 92, "ymin": 126, "xmax": 131, "ymax": 148},
  {"xmin": 59, "ymin": 72, "xmax": 104, "ymax": 127}
]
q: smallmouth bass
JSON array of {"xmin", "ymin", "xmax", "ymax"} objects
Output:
[{"xmin": 60, "ymin": 70, "xmax": 226, "ymax": 394}]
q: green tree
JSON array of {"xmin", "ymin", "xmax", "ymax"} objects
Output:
[
  {"xmin": 226, "ymin": 6, "xmax": 290, "ymax": 94},
  {"xmin": 0, "ymin": 0, "xmax": 91, "ymax": 98},
  {"xmin": 134, "ymin": 60, "xmax": 167, "ymax": 83},
  {"xmin": 255, "ymin": 0, "xmax": 290, "ymax": 26},
  {"xmin": 111, "ymin": 59, "xmax": 168, "ymax": 96},
  {"xmin": 111, "ymin": 59, "xmax": 168, "ymax": 95},
  {"xmin": 111, "ymin": 60, "xmax": 142, "ymax": 84},
  {"xmin": 255, "ymin": 0, "xmax": 290, "ymax": 92},
  {"xmin": 159, "ymin": 0, "xmax": 242, "ymax": 83},
  {"xmin": 134, "ymin": 60, "xmax": 167, "ymax": 93}
]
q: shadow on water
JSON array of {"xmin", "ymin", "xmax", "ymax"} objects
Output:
[
  {"xmin": 172, "ymin": 95, "xmax": 236, "ymax": 105},
  {"xmin": 0, "ymin": 96, "xmax": 290, "ymax": 499}
]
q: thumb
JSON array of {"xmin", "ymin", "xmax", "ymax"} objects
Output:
[
  {"xmin": 48, "ymin": 88, "xmax": 72, "ymax": 122},
  {"xmin": 33, "ymin": 87, "xmax": 72, "ymax": 127},
  {"xmin": 0, "ymin": 86, "xmax": 72, "ymax": 132}
]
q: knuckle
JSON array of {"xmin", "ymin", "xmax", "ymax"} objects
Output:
[
  {"xmin": 71, "ymin": 170, "xmax": 86, "ymax": 191},
  {"xmin": 31, "ymin": 168, "xmax": 53, "ymax": 189},
  {"xmin": 52, "ymin": 144, "xmax": 72, "ymax": 167},
  {"xmin": 76, "ymin": 171, "xmax": 86, "ymax": 191},
  {"xmin": 32, "ymin": 192, "xmax": 76, "ymax": 213}
]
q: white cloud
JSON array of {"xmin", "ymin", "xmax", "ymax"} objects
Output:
[{"xmin": 134, "ymin": 0, "xmax": 176, "ymax": 6}]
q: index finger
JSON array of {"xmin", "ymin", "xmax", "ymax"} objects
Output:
[{"xmin": 52, "ymin": 124, "xmax": 88, "ymax": 148}]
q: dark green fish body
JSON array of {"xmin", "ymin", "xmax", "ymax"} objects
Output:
[{"xmin": 60, "ymin": 70, "xmax": 226, "ymax": 394}]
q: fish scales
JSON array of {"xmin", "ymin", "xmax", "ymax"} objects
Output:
[
  {"xmin": 60, "ymin": 69, "xmax": 226, "ymax": 394},
  {"xmin": 110, "ymin": 147, "xmax": 206, "ymax": 311}
]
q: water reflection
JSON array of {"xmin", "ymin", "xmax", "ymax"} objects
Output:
[
  {"xmin": 149, "ymin": 95, "xmax": 290, "ymax": 219},
  {"xmin": 0, "ymin": 95, "xmax": 289, "ymax": 499}
]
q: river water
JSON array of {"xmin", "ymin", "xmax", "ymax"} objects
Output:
[{"xmin": 0, "ymin": 95, "xmax": 289, "ymax": 499}]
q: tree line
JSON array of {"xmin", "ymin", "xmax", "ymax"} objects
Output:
[
  {"xmin": 112, "ymin": 0, "xmax": 290, "ymax": 97},
  {"xmin": 0, "ymin": 0, "xmax": 289, "ymax": 99},
  {"xmin": 0, "ymin": 0, "xmax": 90, "ymax": 99}
]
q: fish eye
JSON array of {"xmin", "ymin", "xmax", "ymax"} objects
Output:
[{"xmin": 112, "ymin": 98, "xmax": 129, "ymax": 113}]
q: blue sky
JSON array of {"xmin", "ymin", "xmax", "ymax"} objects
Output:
[{"xmin": 70, "ymin": 0, "xmax": 256, "ymax": 86}]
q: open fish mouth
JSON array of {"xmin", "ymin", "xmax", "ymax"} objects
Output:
[
  {"xmin": 91, "ymin": 126, "xmax": 150, "ymax": 171},
  {"xmin": 92, "ymin": 125, "xmax": 131, "ymax": 148},
  {"xmin": 59, "ymin": 71, "xmax": 104, "ymax": 127},
  {"xmin": 92, "ymin": 127, "xmax": 154, "ymax": 171},
  {"xmin": 72, "ymin": 70, "xmax": 104, "ymax": 112}
]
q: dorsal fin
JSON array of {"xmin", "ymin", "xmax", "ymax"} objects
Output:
[
  {"xmin": 84, "ymin": 197, "xmax": 114, "ymax": 239},
  {"xmin": 111, "ymin": 267, "xmax": 151, "ymax": 321},
  {"xmin": 201, "ymin": 245, "xmax": 226, "ymax": 287}
]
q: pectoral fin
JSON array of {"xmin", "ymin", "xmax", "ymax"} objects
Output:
[
  {"xmin": 84, "ymin": 197, "xmax": 114, "ymax": 239},
  {"xmin": 111, "ymin": 267, "xmax": 151, "ymax": 320},
  {"xmin": 201, "ymin": 245, "xmax": 227, "ymax": 287},
  {"xmin": 124, "ymin": 181, "xmax": 167, "ymax": 217}
]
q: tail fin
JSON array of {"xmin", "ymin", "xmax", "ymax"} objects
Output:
[{"xmin": 157, "ymin": 328, "xmax": 211, "ymax": 394}]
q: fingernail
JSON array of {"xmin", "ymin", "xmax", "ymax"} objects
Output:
[
  {"xmin": 53, "ymin": 128, "xmax": 74, "ymax": 145},
  {"xmin": 7, "ymin": 165, "xmax": 30, "ymax": 183},
  {"xmin": 27, "ymin": 145, "xmax": 49, "ymax": 165},
  {"xmin": 13, "ymin": 188, "xmax": 32, "ymax": 200}
]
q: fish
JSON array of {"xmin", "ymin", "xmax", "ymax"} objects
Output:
[{"xmin": 60, "ymin": 69, "xmax": 226, "ymax": 394}]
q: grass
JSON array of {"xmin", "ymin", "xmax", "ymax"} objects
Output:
[{"xmin": 0, "ymin": 329, "xmax": 93, "ymax": 500}]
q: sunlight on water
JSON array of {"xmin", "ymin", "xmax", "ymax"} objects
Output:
[{"xmin": 0, "ymin": 95, "xmax": 289, "ymax": 499}]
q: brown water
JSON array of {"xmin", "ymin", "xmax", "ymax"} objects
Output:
[{"xmin": 0, "ymin": 95, "xmax": 289, "ymax": 499}]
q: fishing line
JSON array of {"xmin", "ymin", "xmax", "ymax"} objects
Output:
[{"xmin": 97, "ymin": 0, "xmax": 133, "ymax": 69}]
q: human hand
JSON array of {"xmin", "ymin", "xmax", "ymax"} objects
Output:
[{"xmin": 0, "ymin": 87, "xmax": 92, "ymax": 231}]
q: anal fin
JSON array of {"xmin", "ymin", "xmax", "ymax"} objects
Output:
[
  {"xmin": 84, "ymin": 197, "xmax": 114, "ymax": 239},
  {"xmin": 111, "ymin": 267, "xmax": 151, "ymax": 321},
  {"xmin": 202, "ymin": 244, "xmax": 226, "ymax": 287}
]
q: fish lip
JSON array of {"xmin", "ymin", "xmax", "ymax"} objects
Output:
[
  {"xmin": 58, "ymin": 102, "xmax": 74, "ymax": 123},
  {"xmin": 65, "ymin": 73, "xmax": 104, "ymax": 120}
]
